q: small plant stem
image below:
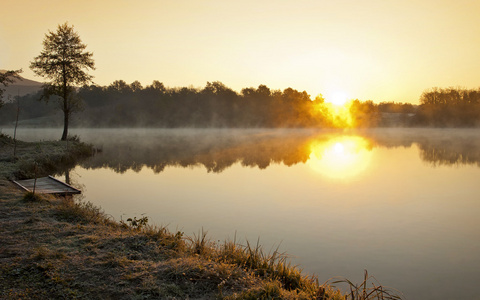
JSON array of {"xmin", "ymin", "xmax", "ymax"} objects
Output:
[
  {"xmin": 33, "ymin": 162, "xmax": 38, "ymax": 195},
  {"xmin": 13, "ymin": 93, "xmax": 20, "ymax": 159}
]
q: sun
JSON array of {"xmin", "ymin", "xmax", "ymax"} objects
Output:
[{"xmin": 325, "ymin": 91, "xmax": 349, "ymax": 107}]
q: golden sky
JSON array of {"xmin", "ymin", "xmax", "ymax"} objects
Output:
[{"xmin": 2, "ymin": 0, "xmax": 480, "ymax": 104}]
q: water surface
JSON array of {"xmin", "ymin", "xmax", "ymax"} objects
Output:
[{"xmin": 7, "ymin": 128, "xmax": 480, "ymax": 299}]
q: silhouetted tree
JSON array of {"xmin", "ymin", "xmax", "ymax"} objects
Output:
[
  {"xmin": 130, "ymin": 81, "xmax": 143, "ymax": 92},
  {"xmin": 30, "ymin": 23, "xmax": 95, "ymax": 140},
  {"xmin": 108, "ymin": 80, "xmax": 131, "ymax": 93},
  {"xmin": 0, "ymin": 69, "xmax": 22, "ymax": 108},
  {"xmin": 146, "ymin": 80, "xmax": 166, "ymax": 93}
]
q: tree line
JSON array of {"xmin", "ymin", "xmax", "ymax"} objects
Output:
[
  {"xmin": 4, "ymin": 80, "xmax": 480, "ymax": 128},
  {"xmin": 0, "ymin": 79, "xmax": 421, "ymax": 128},
  {"xmin": 415, "ymin": 87, "xmax": 480, "ymax": 126},
  {"xmin": 77, "ymin": 81, "xmax": 332, "ymax": 128}
]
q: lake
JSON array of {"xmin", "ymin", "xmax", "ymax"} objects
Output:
[{"xmin": 6, "ymin": 127, "xmax": 480, "ymax": 299}]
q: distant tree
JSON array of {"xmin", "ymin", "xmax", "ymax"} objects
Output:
[
  {"xmin": 350, "ymin": 99, "xmax": 380, "ymax": 127},
  {"xmin": 147, "ymin": 80, "xmax": 166, "ymax": 92},
  {"xmin": 241, "ymin": 85, "xmax": 275, "ymax": 126},
  {"xmin": 108, "ymin": 80, "xmax": 131, "ymax": 93},
  {"xmin": 378, "ymin": 101, "xmax": 416, "ymax": 114},
  {"xmin": 130, "ymin": 81, "xmax": 143, "ymax": 92},
  {"xmin": 30, "ymin": 22, "xmax": 95, "ymax": 140},
  {"xmin": 0, "ymin": 69, "xmax": 22, "ymax": 108}
]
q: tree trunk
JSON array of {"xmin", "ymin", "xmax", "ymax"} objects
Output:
[
  {"xmin": 65, "ymin": 168, "xmax": 70, "ymax": 185},
  {"xmin": 61, "ymin": 63, "xmax": 68, "ymax": 141},
  {"xmin": 61, "ymin": 111, "xmax": 69, "ymax": 141}
]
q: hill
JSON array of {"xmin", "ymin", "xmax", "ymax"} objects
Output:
[{"xmin": 0, "ymin": 70, "xmax": 43, "ymax": 100}]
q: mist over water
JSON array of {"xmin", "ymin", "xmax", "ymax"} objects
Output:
[
  {"xmin": 5, "ymin": 127, "xmax": 480, "ymax": 299},
  {"xmin": 9, "ymin": 127, "xmax": 480, "ymax": 170}
]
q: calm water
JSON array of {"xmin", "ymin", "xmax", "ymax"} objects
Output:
[{"xmin": 7, "ymin": 127, "xmax": 480, "ymax": 299}]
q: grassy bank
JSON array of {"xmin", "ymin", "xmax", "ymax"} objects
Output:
[
  {"xmin": 0, "ymin": 133, "xmax": 93, "ymax": 180},
  {"xmin": 0, "ymin": 134, "xmax": 401, "ymax": 299}
]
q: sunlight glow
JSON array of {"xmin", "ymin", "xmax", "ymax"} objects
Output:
[
  {"xmin": 311, "ymin": 91, "xmax": 356, "ymax": 127},
  {"xmin": 324, "ymin": 101, "xmax": 355, "ymax": 127},
  {"xmin": 308, "ymin": 136, "xmax": 372, "ymax": 180},
  {"xmin": 326, "ymin": 91, "xmax": 349, "ymax": 107}
]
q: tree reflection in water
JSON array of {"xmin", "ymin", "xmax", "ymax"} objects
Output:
[{"xmin": 78, "ymin": 129, "xmax": 480, "ymax": 175}]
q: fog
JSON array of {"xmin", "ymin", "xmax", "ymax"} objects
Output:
[{"xmin": 6, "ymin": 128, "xmax": 480, "ymax": 175}]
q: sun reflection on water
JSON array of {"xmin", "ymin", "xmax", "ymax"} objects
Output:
[{"xmin": 308, "ymin": 136, "xmax": 373, "ymax": 180}]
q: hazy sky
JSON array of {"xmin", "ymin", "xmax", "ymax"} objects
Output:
[{"xmin": 2, "ymin": 0, "xmax": 480, "ymax": 103}]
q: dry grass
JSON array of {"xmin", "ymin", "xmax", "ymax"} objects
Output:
[
  {"xmin": 0, "ymin": 187, "xmax": 257, "ymax": 299},
  {"xmin": 325, "ymin": 270, "xmax": 404, "ymax": 300}
]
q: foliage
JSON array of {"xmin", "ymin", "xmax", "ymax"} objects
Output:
[
  {"xmin": 121, "ymin": 215, "xmax": 149, "ymax": 230},
  {"xmin": 0, "ymin": 69, "xmax": 22, "ymax": 107},
  {"xmin": 415, "ymin": 87, "xmax": 480, "ymax": 126},
  {"xmin": 30, "ymin": 22, "xmax": 95, "ymax": 140}
]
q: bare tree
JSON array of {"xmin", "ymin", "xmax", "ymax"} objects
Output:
[{"xmin": 30, "ymin": 22, "xmax": 95, "ymax": 140}]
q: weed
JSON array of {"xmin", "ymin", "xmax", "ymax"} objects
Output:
[
  {"xmin": 216, "ymin": 237, "xmax": 318, "ymax": 293},
  {"xmin": 188, "ymin": 228, "xmax": 214, "ymax": 257},
  {"xmin": 143, "ymin": 225, "xmax": 185, "ymax": 252},
  {"xmin": 123, "ymin": 215, "xmax": 149, "ymax": 230},
  {"xmin": 325, "ymin": 270, "xmax": 404, "ymax": 300}
]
